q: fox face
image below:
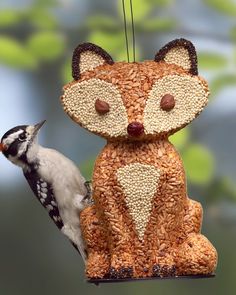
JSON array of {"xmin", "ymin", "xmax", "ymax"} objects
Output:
[{"xmin": 61, "ymin": 39, "xmax": 209, "ymax": 140}]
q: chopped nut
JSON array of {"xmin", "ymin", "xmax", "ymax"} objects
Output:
[
  {"xmin": 95, "ymin": 99, "xmax": 110, "ymax": 114},
  {"xmin": 160, "ymin": 94, "xmax": 175, "ymax": 111}
]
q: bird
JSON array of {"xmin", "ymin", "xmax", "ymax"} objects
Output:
[{"xmin": 0, "ymin": 120, "xmax": 92, "ymax": 263}]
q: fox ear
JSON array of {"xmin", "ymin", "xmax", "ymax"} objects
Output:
[
  {"xmin": 154, "ymin": 38, "xmax": 198, "ymax": 75},
  {"xmin": 72, "ymin": 43, "xmax": 114, "ymax": 80}
]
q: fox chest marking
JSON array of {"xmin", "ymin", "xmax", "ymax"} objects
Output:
[{"xmin": 116, "ymin": 163, "xmax": 160, "ymax": 240}]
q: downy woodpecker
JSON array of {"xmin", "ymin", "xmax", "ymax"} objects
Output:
[{"xmin": 0, "ymin": 120, "xmax": 92, "ymax": 263}]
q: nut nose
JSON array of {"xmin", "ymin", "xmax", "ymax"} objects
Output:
[{"xmin": 127, "ymin": 122, "xmax": 144, "ymax": 137}]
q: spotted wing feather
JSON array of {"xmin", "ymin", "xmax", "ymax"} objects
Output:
[{"xmin": 23, "ymin": 169, "xmax": 63, "ymax": 229}]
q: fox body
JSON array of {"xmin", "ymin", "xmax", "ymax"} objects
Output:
[{"xmin": 61, "ymin": 39, "xmax": 217, "ymax": 278}]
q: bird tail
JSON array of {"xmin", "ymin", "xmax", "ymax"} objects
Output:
[{"xmin": 61, "ymin": 225, "xmax": 87, "ymax": 264}]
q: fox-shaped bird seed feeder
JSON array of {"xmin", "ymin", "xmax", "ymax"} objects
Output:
[{"xmin": 61, "ymin": 38, "xmax": 217, "ymax": 281}]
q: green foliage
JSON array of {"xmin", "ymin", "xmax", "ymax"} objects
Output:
[
  {"xmin": 210, "ymin": 73, "xmax": 236, "ymax": 97},
  {"xmin": 139, "ymin": 19, "xmax": 175, "ymax": 32},
  {"xmin": 62, "ymin": 58, "xmax": 72, "ymax": 84},
  {"xmin": 230, "ymin": 26, "xmax": 236, "ymax": 43},
  {"xmin": 117, "ymin": 0, "xmax": 175, "ymax": 32},
  {"xmin": 27, "ymin": 9, "xmax": 58, "ymax": 29},
  {"xmin": 115, "ymin": 48, "xmax": 130, "ymax": 61},
  {"xmin": 87, "ymin": 0, "xmax": 174, "ymax": 61},
  {"xmin": 118, "ymin": 46, "xmax": 141, "ymax": 61},
  {"xmin": 118, "ymin": 0, "xmax": 152, "ymax": 22},
  {"xmin": 0, "ymin": 10, "xmax": 22, "ymax": 28},
  {"xmin": 86, "ymin": 15, "xmax": 118, "ymax": 31},
  {"xmin": 169, "ymin": 128, "xmax": 190, "ymax": 150},
  {"xmin": 89, "ymin": 30, "xmax": 124, "ymax": 57},
  {"xmin": 80, "ymin": 157, "xmax": 96, "ymax": 180},
  {"xmin": 147, "ymin": 0, "xmax": 174, "ymax": 5},
  {"xmin": 171, "ymin": 131, "xmax": 215, "ymax": 187},
  {"xmin": 89, "ymin": 29, "xmax": 141, "ymax": 61},
  {"xmin": 198, "ymin": 52, "xmax": 227, "ymax": 70},
  {"xmin": 183, "ymin": 144, "xmax": 214, "ymax": 185},
  {"xmin": 27, "ymin": 31, "xmax": 65, "ymax": 61},
  {"xmin": 0, "ymin": 36, "xmax": 37, "ymax": 69},
  {"xmin": 234, "ymin": 47, "xmax": 236, "ymax": 64},
  {"xmin": 206, "ymin": 177, "xmax": 236, "ymax": 203},
  {"xmin": 33, "ymin": 0, "xmax": 58, "ymax": 9},
  {"xmin": 204, "ymin": 0, "xmax": 236, "ymax": 16}
]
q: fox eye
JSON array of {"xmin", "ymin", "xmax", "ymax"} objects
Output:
[
  {"xmin": 160, "ymin": 94, "xmax": 175, "ymax": 111},
  {"xmin": 95, "ymin": 99, "xmax": 110, "ymax": 115},
  {"xmin": 19, "ymin": 133, "xmax": 26, "ymax": 141}
]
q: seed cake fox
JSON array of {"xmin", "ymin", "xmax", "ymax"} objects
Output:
[{"xmin": 61, "ymin": 38, "xmax": 217, "ymax": 279}]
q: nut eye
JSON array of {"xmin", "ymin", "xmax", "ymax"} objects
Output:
[
  {"xmin": 160, "ymin": 94, "xmax": 175, "ymax": 111},
  {"xmin": 19, "ymin": 133, "xmax": 26, "ymax": 141},
  {"xmin": 95, "ymin": 99, "xmax": 110, "ymax": 115}
]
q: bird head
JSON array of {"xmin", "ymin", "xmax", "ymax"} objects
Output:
[{"xmin": 0, "ymin": 120, "xmax": 46, "ymax": 167}]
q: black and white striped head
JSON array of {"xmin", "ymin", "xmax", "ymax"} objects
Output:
[{"xmin": 0, "ymin": 121, "xmax": 46, "ymax": 167}]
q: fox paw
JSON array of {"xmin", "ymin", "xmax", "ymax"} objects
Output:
[
  {"xmin": 152, "ymin": 264, "xmax": 176, "ymax": 277},
  {"xmin": 109, "ymin": 266, "xmax": 133, "ymax": 279}
]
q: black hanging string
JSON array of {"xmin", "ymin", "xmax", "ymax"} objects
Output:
[
  {"xmin": 129, "ymin": 0, "xmax": 136, "ymax": 62},
  {"xmin": 122, "ymin": 0, "xmax": 130, "ymax": 62}
]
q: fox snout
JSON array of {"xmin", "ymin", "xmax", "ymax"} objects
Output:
[{"xmin": 127, "ymin": 122, "xmax": 144, "ymax": 137}]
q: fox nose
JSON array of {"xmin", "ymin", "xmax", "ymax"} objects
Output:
[{"xmin": 127, "ymin": 122, "xmax": 144, "ymax": 137}]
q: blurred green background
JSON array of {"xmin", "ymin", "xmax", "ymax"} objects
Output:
[{"xmin": 1, "ymin": 0, "xmax": 236, "ymax": 294}]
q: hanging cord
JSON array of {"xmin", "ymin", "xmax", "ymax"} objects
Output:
[
  {"xmin": 122, "ymin": 0, "xmax": 130, "ymax": 62},
  {"xmin": 129, "ymin": 0, "xmax": 136, "ymax": 62}
]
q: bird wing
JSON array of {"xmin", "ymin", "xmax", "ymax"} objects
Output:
[
  {"xmin": 23, "ymin": 169, "xmax": 82, "ymax": 255},
  {"xmin": 23, "ymin": 169, "xmax": 64, "ymax": 229}
]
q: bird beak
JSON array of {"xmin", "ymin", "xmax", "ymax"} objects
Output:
[
  {"xmin": 0, "ymin": 143, "xmax": 6, "ymax": 152},
  {"xmin": 33, "ymin": 120, "xmax": 46, "ymax": 135}
]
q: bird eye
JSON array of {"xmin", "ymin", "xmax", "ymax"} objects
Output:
[
  {"xmin": 19, "ymin": 133, "xmax": 26, "ymax": 141},
  {"xmin": 160, "ymin": 94, "xmax": 175, "ymax": 111}
]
